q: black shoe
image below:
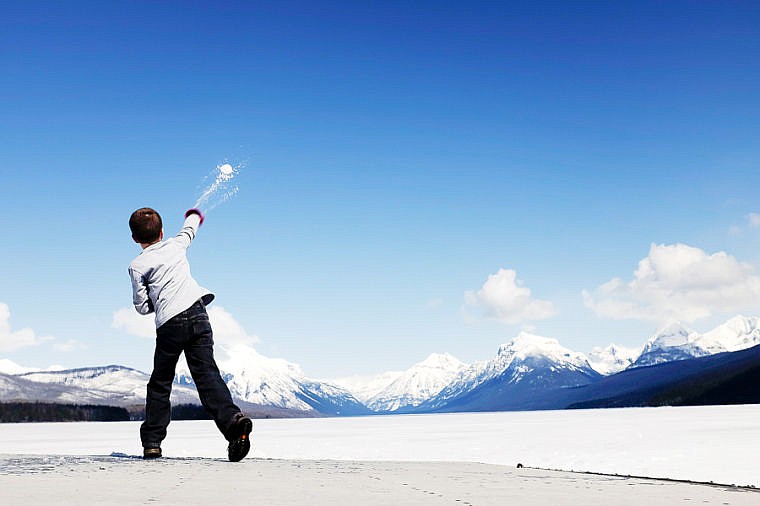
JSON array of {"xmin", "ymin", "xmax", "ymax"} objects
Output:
[
  {"xmin": 227, "ymin": 415, "xmax": 253, "ymax": 462},
  {"xmin": 143, "ymin": 447, "xmax": 162, "ymax": 460}
]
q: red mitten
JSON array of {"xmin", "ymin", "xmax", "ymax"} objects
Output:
[{"xmin": 185, "ymin": 208, "xmax": 205, "ymax": 225}]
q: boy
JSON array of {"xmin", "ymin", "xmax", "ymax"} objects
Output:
[{"xmin": 128, "ymin": 207, "xmax": 252, "ymax": 462}]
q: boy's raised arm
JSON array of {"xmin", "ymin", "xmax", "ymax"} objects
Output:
[{"xmin": 176, "ymin": 208, "xmax": 205, "ymax": 249}]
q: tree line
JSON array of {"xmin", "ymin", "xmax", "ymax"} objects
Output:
[
  {"xmin": 0, "ymin": 402, "xmax": 130, "ymax": 422},
  {"xmin": 0, "ymin": 402, "xmax": 213, "ymax": 423}
]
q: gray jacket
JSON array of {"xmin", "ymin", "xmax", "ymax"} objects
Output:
[{"xmin": 128, "ymin": 214, "xmax": 214, "ymax": 329}]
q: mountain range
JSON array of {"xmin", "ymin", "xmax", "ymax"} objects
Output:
[{"xmin": 1, "ymin": 315, "xmax": 759, "ymax": 417}]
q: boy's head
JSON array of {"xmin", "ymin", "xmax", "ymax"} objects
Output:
[{"xmin": 129, "ymin": 207, "xmax": 163, "ymax": 245}]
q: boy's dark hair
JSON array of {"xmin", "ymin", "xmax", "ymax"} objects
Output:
[{"xmin": 130, "ymin": 207, "xmax": 163, "ymax": 244}]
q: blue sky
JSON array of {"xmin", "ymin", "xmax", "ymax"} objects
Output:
[{"xmin": 1, "ymin": 1, "xmax": 759, "ymax": 378}]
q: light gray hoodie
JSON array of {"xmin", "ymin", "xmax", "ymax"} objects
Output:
[{"xmin": 128, "ymin": 213, "xmax": 214, "ymax": 329}]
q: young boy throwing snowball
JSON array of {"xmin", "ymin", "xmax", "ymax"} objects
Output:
[{"xmin": 128, "ymin": 207, "xmax": 252, "ymax": 461}]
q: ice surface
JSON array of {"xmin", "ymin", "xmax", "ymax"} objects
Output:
[{"xmin": 1, "ymin": 405, "xmax": 758, "ymax": 487}]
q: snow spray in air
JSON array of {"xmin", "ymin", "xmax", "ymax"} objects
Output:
[{"xmin": 193, "ymin": 162, "xmax": 243, "ymax": 213}]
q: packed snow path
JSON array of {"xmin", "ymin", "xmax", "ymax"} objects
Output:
[{"xmin": 0, "ymin": 456, "xmax": 757, "ymax": 506}]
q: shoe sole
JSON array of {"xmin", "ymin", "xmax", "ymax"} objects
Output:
[
  {"xmin": 228, "ymin": 418, "xmax": 253, "ymax": 462},
  {"xmin": 143, "ymin": 449, "xmax": 162, "ymax": 460}
]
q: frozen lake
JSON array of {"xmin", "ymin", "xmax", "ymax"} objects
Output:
[{"xmin": 1, "ymin": 405, "xmax": 758, "ymax": 488}]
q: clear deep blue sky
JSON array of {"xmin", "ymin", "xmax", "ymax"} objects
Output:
[{"xmin": 2, "ymin": 1, "xmax": 759, "ymax": 377}]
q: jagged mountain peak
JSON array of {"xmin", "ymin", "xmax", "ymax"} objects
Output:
[
  {"xmin": 588, "ymin": 344, "xmax": 640, "ymax": 375},
  {"xmin": 175, "ymin": 343, "xmax": 367, "ymax": 415},
  {"xmin": 417, "ymin": 333, "xmax": 600, "ymax": 413},
  {"xmin": 418, "ymin": 352, "xmax": 464, "ymax": 369},
  {"xmin": 699, "ymin": 315, "xmax": 760, "ymax": 353},
  {"xmin": 631, "ymin": 321, "xmax": 705, "ymax": 368},
  {"xmin": 496, "ymin": 331, "xmax": 590, "ymax": 369},
  {"xmin": 328, "ymin": 370, "xmax": 404, "ymax": 404},
  {"xmin": 362, "ymin": 352, "xmax": 466, "ymax": 412},
  {"xmin": 219, "ymin": 344, "xmax": 306, "ymax": 381},
  {"xmin": 719, "ymin": 314, "xmax": 758, "ymax": 329},
  {"xmin": 649, "ymin": 321, "xmax": 699, "ymax": 346},
  {"xmin": 499, "ymin": 331, "xmax": 564, "ymax": 353}
]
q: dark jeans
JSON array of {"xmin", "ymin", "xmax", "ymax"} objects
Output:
[{"xmin": 140, "ymin": 300, "xmax": 241, "ymax": 448}]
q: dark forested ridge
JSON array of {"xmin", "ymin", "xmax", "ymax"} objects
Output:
[
  {"xmin": 2, "ymin": 402, "xmax": 228, "ymax": 422},
  {"xmin": 1, "ymin": 401, "xmax": 319, "ymax": 423},
  {"xmin": 566, "ymin": 344, "xmax": 760, "ymax": 410},
  {"xmin": 0, "ymin": 402, "xmax": 130, "ymax": 422},
  {"xmin": 648, "ymin": 358, "xmax": 760, "ymax": 407}
]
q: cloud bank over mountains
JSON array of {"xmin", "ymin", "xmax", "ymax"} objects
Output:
[
  {"xmin": 583, "ymin": 243, "xmax": 760, "ymax": 323},
  {"xmin": 462, "ymin": 242, "xmax": 760, "ymax": 332}
]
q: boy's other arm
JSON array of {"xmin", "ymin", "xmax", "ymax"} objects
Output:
[
  {"xmin": 175, "ymin": 209, "xmax": 204, "ymax": 249},
  {"xmin": 129, "ymin": 267, "xmax": 154, "ymax": 315}
]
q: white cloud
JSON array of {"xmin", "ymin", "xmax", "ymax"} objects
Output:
[
  {"xmin": 748, "ymin": 213, "xmax": 760, "ymax": 228},
  {"xmin": 111, "ymin": 307, "xmax": 155, "ymax": 338},
  {"xmin": 583, "ymin": 243, "xmax": 760, "ymax": 323},
  {"xmin": 0, "ymin": 302, "xmax": 54, "ymax": 352},
  {"xmin": 111, "ymin": 305, "xmax": 259, "ymax": 347},
  {"xmin": 465, "ymin": 268, "xmax": 555, "ymax": 324},
  {"xmin": 207, "ymin": 306, "xmax": 260, "ymax": 347}
]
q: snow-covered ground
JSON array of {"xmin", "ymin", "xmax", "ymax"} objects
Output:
[{"xmin": 1, "ymin": 405, "xmax": 758, "ymax": 488}]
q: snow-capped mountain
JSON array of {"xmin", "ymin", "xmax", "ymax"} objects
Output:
[
  {"xmin": 588, "ymin": 344, "xmax": 640, "ymax": 375},
  {"xmin": 2, "ymin": 352, "xmax": 368, "ymax": 416},
  {"xmin": 697, "ymin": 316, "xmax": 760, "ymax": 354},
  {"xmin": 16, "ymin": 365, "xmax": 200, "ymax": 406},
  {"xmin": 175, "ymin": 345, "xmax": 369, "ymax": 416},
  {"xmin": 417, "ymin": 332, "xmax": 601, "ymax": 412},
  {"xmin": 3, "ymin": 315, "xmax": 759, "ymax": 417},
  {"xmin": 629, "ymin": 322, "xmax": 709, "ymax": 368},
  {"xmin": 0, "ymin": 371, "xmax": 59, "ymax": 403},
  {"xmin": 630, "ymin": 317, "xmax": 760, "ymax": 369},
  {"xmin": 359, "ymin": 353, "xmax": 466, "ymax": 412},
  {"xmin": 330, "ymin": 370, "xmax": 405, "ymax": 404}
]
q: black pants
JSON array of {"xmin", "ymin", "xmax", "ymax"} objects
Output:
[{"xmin": 140, "ymin": 300, "xmax": 241, "ymax": 448}]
